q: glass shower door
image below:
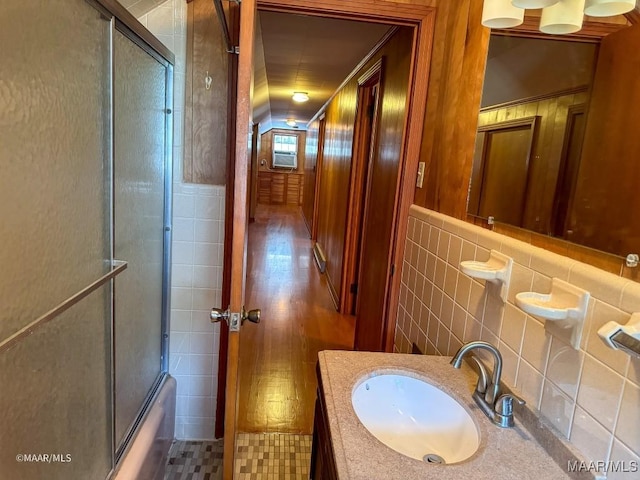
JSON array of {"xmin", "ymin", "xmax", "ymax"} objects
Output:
[
  {"xmin": 0, "ymin": 0, "xmax": 113, "ymax": 478},
  {"xmin": 113, "ymin": 29, "xmax": 170, "ymax": 451},
  {"xmin": 0, "ymin": 1, "xmax": 174, "ymax": 478}
]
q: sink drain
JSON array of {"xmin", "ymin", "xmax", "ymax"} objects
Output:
[{"xmin": 423, "ymin": 454, "xmax": 445, "ymax": 465}]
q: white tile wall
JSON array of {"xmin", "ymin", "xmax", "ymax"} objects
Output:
[
  {"xmin": 396, "ymin": 205, "xmax": 640, "ymax": 474},
  {"xmin": 136, "ymin": 0, "xmax": 225, "ymax": 440}
]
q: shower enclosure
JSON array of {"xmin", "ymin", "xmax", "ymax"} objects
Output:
[{"xmin": 0, "ymin": 1, "xmax": 174, "ymax": 478}]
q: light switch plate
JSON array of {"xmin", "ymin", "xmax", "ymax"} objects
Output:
[{"xmin": 416, "ymin": 161, "xmax": 425, "ymax": 188}]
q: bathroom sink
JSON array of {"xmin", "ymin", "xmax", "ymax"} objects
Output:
[{"xmin": 351, "ymin": 373, "xmax": 479, "ymax": 464}]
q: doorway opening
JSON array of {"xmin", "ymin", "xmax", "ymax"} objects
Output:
[{"xmin": 217, "ymin": 1, "xmax": 435, "ymax": 475}]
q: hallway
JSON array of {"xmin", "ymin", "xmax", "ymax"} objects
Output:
[{"xmin": 238, "ymin": 205, "xmax": 355, "ymax": 433}]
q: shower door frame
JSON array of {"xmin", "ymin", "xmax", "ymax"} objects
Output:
[{"xmin": 90, "ymin": 0, "xmax": 175, "ymax": 471}]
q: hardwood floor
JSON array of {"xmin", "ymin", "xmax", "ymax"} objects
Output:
[{"xmin": 238, "ymin": 205, "xmax": 355, "ymax": 434}]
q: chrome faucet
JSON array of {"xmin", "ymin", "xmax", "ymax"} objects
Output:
[{"xmin": 450, "ymin": 341, "xmax": 525, "ymax": 428}]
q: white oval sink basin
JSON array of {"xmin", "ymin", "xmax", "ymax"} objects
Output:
[{"xmin": 352, "ymin": 374, "xmax": 479, "ymax": 464}]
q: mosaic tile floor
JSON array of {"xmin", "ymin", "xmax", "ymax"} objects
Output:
[
  {"xmin": 164, "ymin": 434, "xmax": 312, "ymax": 480},
  {"xmin": 164, "ymin": 440, "xmax": 223, "ymax": 480}
]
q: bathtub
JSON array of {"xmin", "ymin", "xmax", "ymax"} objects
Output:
[{"xmin": 113, "ymin": 375, "xmax": 176, "ymax": 480}]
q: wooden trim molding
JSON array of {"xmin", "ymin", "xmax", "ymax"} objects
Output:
[
  {"xmin": 480, "ymin": 86, "xmax": 589, "ymax": 112},
  {"xmin": 624, "ymin": 6, "xmax": 640, "ymax": 25},
  {"xmin": 477, "ymin": 115, "xmax": 540, "ymax": 133},
  {"xmin": 307, "ymin": 28, "xmax": 397, "ymax": 126}
]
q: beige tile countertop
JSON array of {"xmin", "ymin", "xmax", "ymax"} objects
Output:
[{"xmin": 318, "ymin": 350, "xmax": 595, "ymax": 480}]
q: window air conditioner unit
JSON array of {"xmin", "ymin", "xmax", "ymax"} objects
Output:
[{"xmin": 273, "ymin": 151, "xmax": 297, "ymax": 169}]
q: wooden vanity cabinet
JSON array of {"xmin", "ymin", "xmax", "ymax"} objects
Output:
[{"xmin": 310, "ymin": 366, "xmax": 338, "ymax": 480}]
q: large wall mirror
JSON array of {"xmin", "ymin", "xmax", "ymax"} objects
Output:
[{"xmin": 468, "ymin": 23, "xmax": 640, "ymax": 259}]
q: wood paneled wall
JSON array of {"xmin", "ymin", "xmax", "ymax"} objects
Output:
[
  {"xmin": 415, "ymin": 0, "xmax": 490, "ymax": 219},
  {"xmin": 315, "ymin": 82, "xmax": 357, "ymax": 305},
  {"xmin": 184, "ymin": 0, "xmax": 229, "ymax": 184},
  {"xmin": 476, "ymin": 90, "xmax": 588, "ymax": 234},
  {"xmin": 313, "ymin": 27, "xmax": 413, "ymax": 308},
  {"xmin": 568, "ymin": 22, "xmax": 640, "ymax": 257}
]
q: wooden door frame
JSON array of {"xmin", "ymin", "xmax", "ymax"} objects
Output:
[
  {"xmin": 215, "ymin": 0, "xmax": 240, "ymax": 443},
  {"xmin": 254, "ymin": 0, "xmax": 436, "ymax": 354},
  {"xmin": 310, "ymin": 114, "xmax": 326, "ymax": 241},
  {"xmin": 216, "ymin": 0, "xmax": 436, "ymax": 469},
  {"xmin": 340, "ymin": 60, "xmax": 383, "ymax": 315},
  {"xmin": 551, "ymin": 104, "xmax": 586, "ymax": 238},
  {"xmin": 472, "ymin": 116, "xmax": 540, "ymax": 225}
]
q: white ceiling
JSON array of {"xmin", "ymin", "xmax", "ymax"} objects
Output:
[{"xmin": 253, "ymin": 11, "xmax": 391, "ymax": 132}]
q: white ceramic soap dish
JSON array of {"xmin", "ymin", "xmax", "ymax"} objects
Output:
[
  {"xmin": 516, "ymin": 278, "xmax": 590, "ymax": 349},
  {"xmin": 598, "ymin": 313, "xmax": 640, "ymax": 358},
  {"xmin": 460, "ymin": 250, "xmax": 512, "ymax": 302}
]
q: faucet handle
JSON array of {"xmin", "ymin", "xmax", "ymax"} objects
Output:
[
  {"xmin": 470, "ymin": 356, "xmax": 489, "ymax": 394},
  {"xmin": 493, "ymin": 393, "xmax": 525, "ymax": 428},
  {"xmin": 495, "ymin": 393, "xmax": 526, "ymax": 416}
]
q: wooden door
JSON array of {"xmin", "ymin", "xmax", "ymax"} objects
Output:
[
  {"xmin": 469, "ymin": 117, "xmax": 538, "ymax": 227},
  {"xmin": 478, "ymin": 126, "xmax": 534, "ymax": 226},
  {"xmin": 345, "ymin": 65, "xmax": 382, "ymax": 316},
  {"xmin": 552, "ymin": 105, "xmax": 586, "ymax": 238},
  {"xmin": 302, "ymin": 115, "xmax": 326, "ymax": 240},
  {"xmin": 221, "ymin": 0, "xmax": 256, "ymax": 477}
]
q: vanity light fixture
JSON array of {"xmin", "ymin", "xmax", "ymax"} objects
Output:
[
  {"xmin": 286, "ymin": 119, "xmax": 297, "ymax": 127},
  {"xmin": 481, "ymin": 0, "xmax": 635, "ymax": 33},
  {"xmin": 512, "ymin": 0, "xmax": 559, "ymax": 8},
  {"xmin": 482, "ymin": 0, "xmax": 525, "ymax": 28},
  {"xmin": 292, "ymin": 91, "xmax": 309, "ymax": 103},
  {"xmin": 584, "ymin": 0, "xmax": 636, "ymax": 16},
  {"xmin": 540, "ymin": 0, "xmax": 587, "ymax": 34}
]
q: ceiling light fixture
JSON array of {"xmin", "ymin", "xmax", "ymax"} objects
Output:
[
  {"xmin": 286, "ymin": 119, "xmax": 297, "ymax": 127},
  {"xmin": 481, "ymin": 0, "xmax": 635, "ymax": 33},
  {"xmin": 292, "ymin": 92, "xmax": 309, "ymax": 103}
]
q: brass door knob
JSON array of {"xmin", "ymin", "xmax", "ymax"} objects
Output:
[{"xmin": 243, "ymin": 308, "xmax": 261, "ymax": 324}]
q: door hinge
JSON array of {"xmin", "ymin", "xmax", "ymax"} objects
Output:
[
  {"xmin": 227, "ymin": 46, "xmax": 240, "ymax": 55},
  {"xmin": 350, "ymin": 283, "xmax": 358, "ymax": 295}
]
